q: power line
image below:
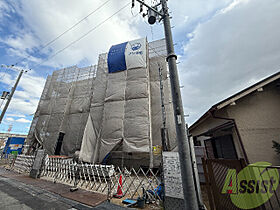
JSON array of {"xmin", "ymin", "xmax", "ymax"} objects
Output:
[
  {"xmin": 149, "ymin": 46, "xmax": 165, "ymax": 59},
  {"xmin": 13, "ymin": 0, "xmax": 112, "ymax": 66},
  {"xmin": 0, "ymin": 67, "xmax": 6, "ymax": 81},
  {"xmin": 0, "ymin": 65, "xmax": 11, "ymax": 88},
  {"xmin": 0, "ymin": 99, "xmax": 5, "ymax": 109},
  {"xmin": 33, "ymin": 2, "xmax": 131, "ymax": 69}
]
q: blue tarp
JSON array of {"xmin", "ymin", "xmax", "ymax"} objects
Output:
[{"xmin": 107, "ymin": 42, "xmax": 128, "ymax": 73}]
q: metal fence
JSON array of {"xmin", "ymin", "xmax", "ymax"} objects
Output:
[
  {"xmin": 41, "ymin": 156, "xmax": 162, "ymax": 204},
  {"xmin": 11, "ymin": 154, "xmax": 35, "ymax": 174},
  {"xmin": 6, "ymin": 155, "xmax": 162, "ymax": 207}
]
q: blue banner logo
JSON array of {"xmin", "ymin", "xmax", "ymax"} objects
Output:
[{"xmin": 131, "ymin": 43, "xmax": 141, "ymax": 51}]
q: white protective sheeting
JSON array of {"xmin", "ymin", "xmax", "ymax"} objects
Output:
[
  {"xmin": 125, "ymin": 38, "xmax": 147, "ymax": 70},
  {"xmin": 80, "ymin": 39, "xmax": 150, "ymax": 163},
  {"xmin": 27, "ymin": 66, "xmax": 96, "ymax": 155},
  {"xmin": 79, "ymin": 115, "xmax": 98, "ymax": 162},
  {"xmin": 79, "ymin": 54, "xmax": 108, "ymax": 162},
  {"xmin": 28, "ymin": 39, "xmax": 177, "ymax": 167},
  {"xmin": 98, "ymin": 40, "xmax": 150, "ymax": 162},
  {"xmin": 79, "ymin": 39, "xmax": 176, "ymax": 165}
]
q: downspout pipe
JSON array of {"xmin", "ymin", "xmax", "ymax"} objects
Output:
[{"xmin": 209, "ymin": 109, "xmax": 249, "ymax": 164}]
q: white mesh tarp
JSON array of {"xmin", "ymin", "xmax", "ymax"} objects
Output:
[
  {"xmin": 79, "ymin": 39, "xmax": 176, "ymax": 165},
  {"xmin": 27, "ymin": 65, "xmax": 96, "ymax": 155},
  {"xmin": 80, "ymin": 39, "xmax": 151, "ymax": 163},
  {"xmin": 28, "ymin": 39, "xmax": 177, "ymax": 167}
]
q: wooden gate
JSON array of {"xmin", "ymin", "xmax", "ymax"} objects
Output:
[{"xmin": 202, "ymin": 158, "xmax": 246, "ymax": 210}]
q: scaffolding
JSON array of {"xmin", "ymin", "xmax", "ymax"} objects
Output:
[
  {"xmin": 27, "ymin": 39, "xmax": 176, "ymax": 168},
  {"xmin": 27, "ymin": 65, "xmax": 97, "ymax": 155}
]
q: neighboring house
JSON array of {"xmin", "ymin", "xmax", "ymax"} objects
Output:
[{"xmin": 189, "ymin": 71, "xmax": 280, "ymax": 165}]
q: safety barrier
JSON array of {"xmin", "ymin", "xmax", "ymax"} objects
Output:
[
  {"xmin": 7, "ymin": 155, "xmax": 162, "ymax": 207},
  {"xmin": 12, "ymin": 154, "xmax": 35, "ymax": 174},
  {"xmin": 41, "ymin": 157, "xmax": 162, "ymax": 204}
]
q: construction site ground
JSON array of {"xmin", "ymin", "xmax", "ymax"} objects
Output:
[{"xmin": 0, "ymin": 167, "xmax": 129, "ymax": 210}]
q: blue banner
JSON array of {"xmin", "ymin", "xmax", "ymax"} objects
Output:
[{"xmin": 107, "ymin": 42, "xmax": 128, "ymax": 73}]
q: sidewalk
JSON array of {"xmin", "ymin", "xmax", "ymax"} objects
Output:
[{"xmin": 0, "ymin": 167, "xmax": 128, "ymax": 210}]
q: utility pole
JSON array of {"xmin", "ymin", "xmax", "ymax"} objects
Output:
[
  {"xmin": 133, "ymin": 0, "xmax": 199, "ymax": 209},
  {"xmin": 0, "ymin": 68, "xmax": 25, "ymax": 124}
]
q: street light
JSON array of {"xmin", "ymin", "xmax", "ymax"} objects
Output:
[{"xmin": 148, "ymin": 8, "xmax": 157, "ymax": 24}]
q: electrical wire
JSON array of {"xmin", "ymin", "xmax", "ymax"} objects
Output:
[
  {"xmin": 0, "ymin": 65, "xmax": 10, "ymax": 81},
  {"xmin": 0, "ymin": 99, "xmax": 5, "ymax": 109},
  {"xmin": 131, "ymin": 6, "xmax": 138, "ymax": 17},
  {"xmin": 12, "ymin": 0, "xmax": 112, "ymax": 66},
  {"xmin": 149, "ymin": 45, "xmax": 166, "ymax": 59},
  {"xmin": 32, "ymin": 2, "xmax": 131, "ymax": 69},
  {"xmin": 150, "ymin": 26, "xmax": 154, "ymax": 40}
]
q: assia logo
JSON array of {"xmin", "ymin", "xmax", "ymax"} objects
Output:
[
  {"xmin": 131, "ymin": 43, "xmax": 141, "ymax": 51},
  {"xmin": 222, "ymin": 162, "xmax": 279, "ymax": 209}
]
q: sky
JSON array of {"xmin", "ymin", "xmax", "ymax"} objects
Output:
[{"xmin": 0, "ymin": 0, "xmax": 280, "ymax": 134}]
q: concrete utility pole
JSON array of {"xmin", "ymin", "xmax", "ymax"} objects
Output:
[
  {"xmin": 133, "ymin": 0, "xmax": 199, "ymax": 209},
  {"xmin": 0, "ymin": 69, "xmax": 25, "ymax": 124}
]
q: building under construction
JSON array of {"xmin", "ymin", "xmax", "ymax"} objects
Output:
[{"xmin": 27, "ymin": 38, "xmax": 176, "ymax": 168}]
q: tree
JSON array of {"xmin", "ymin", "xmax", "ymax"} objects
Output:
[{"xmin": 272, "ymin": 140, "xmax": 280, "ymax": 155}]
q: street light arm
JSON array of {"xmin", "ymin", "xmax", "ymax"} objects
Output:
[
  {"xmin": 135, "ymin": 0, "xmax": 164, "ymax": 16},
  {"xmin": 1, "ymin": 64, "xmax": 30, "ymax": 72}
]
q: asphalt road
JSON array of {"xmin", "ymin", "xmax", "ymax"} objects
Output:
[{"xmin": 0, "ymin": 176, "xmax": 127, "ymax": 210}]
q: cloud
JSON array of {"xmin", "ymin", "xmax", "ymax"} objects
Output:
[
  {"xmin": 220, "ymin": 0, "xmax": 250, "ymax": 14},
  {"xmin": 1, "ymin": 0, "xmax": 238, "ymax": 69},
  {"xmin": 0, "ymin": 1, "xmax": 14, "ymax": 21},
  {"xmin": 1, "ymin": 0, "xmax": 141, "ymax": 68},
  {"xmin": 0, "ymin": 0, "xmax": 145, "ymax": 133},
  {"xmin": 5, "ymin": 117, "xmax": 14, "ymax": 122},
  {"xmin": 170, "ymin": 0, "xmax": 233, "ymax": 25},
  {"xmin": 168, "ymin": 0, "xmax": 233, "ymax": 41},
  {"xmin": 0, "ymin": 69, "xmax": 45, "ymax": 115},
  {"xmin": 15, "ymin": 118, "xmax": 31, "ymax": 123},
  {"xmin": 180, "ymin": 0, "xmax": 280, "ymax": 125},
  {"xmin": 6, "ymin": 113, "xmax": 26, "ymax": 118},
  {"xmin": 1, "ymin": 33, "xmax": 39, "ymax": 52}
]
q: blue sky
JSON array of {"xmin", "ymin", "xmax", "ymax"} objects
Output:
[{"xmin": 0, "ymin": 0, "xmax": 280, "ymax": 134}]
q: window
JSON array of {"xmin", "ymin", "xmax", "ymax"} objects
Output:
[{"xmin": 205, "ymin": 135, "xmax": 237, "ymax": 159}]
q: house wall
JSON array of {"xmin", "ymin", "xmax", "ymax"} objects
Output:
[
  {"xmin": 231, "ymin": 128, "xmax": 245, "ymax": 159},
  {"xmin": 190, "ymin": 109, "xmax": 245, "ymax": 159},
  {"xmin": 190, "ymin": 109, "xmax": 227, "ymax": 136},
  {"xmin": 226, "ymin": 80, "xmax": 280, "ymax": 165}
]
